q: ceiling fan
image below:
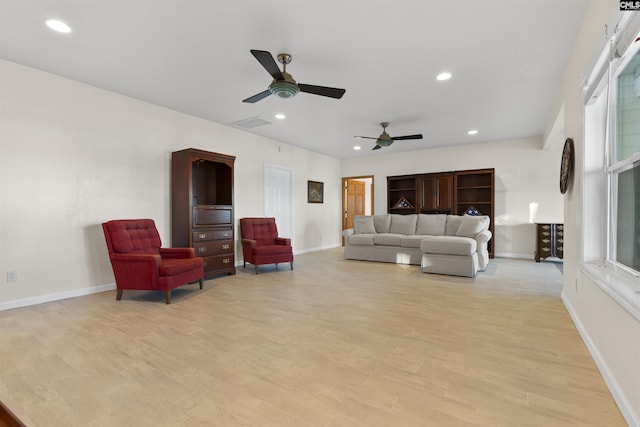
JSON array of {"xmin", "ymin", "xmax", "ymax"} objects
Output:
[
  {"xmin": 355, "ymin": 122, "xmax": 423, "ymax": 150},
  {"xmin": 242, "ymin": 49, "xmax": 346, "ymax": 103}
]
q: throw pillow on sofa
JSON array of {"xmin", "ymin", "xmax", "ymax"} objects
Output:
[
  {"xmin": 446, "ymin": 215, "xmax": 464, "ymax": 236},
  {"xmin": 373, "ymin": 214, "xmax": 391, "ymax": 233},
  {"xmin": 456, "ymin": 215, "xmax": 490, "ymax": 238},
  {"xmin": 416, "ymin": 214, "xmax": 447, "ymax": 235},
  {"xmin": 354, "ymin": 216, "xmax": 376, "ymax": 234},
  {"xmin": 390, "ymin": 214, "xmax": 417, "ymax": 235}
]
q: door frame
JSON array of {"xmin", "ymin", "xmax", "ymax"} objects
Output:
[{"xmin": 341, "ymin": 175, "xmax": 375, "ymax": 245}]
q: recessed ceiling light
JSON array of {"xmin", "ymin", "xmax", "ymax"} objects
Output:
[
  {"xmin": 436, "ymin": 72, "xmax": 452, "ymax": 81},
  {"xmin": 275, "ymin": 113, "xmax": 286, "ymax": 120},
  {"xmin": 45, "ymin": 19, "xmax": 72, "ymax": 33},
  {"xmin": 468, "ymin": 129, "xmax": 478, "ymax": 135},
  {"xmin": 353, "ymin": 146, "xmax": 361, "ymax": 150}
]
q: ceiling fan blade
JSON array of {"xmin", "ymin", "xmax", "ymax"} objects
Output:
[
  {"xmin": 391, "ymin": 134, "xmax": 423, "ymax": 141},
  {"xmin": 372, "ymin": 145, "xmax": 382, "ymax": 150},
  {"xmin": 354, "ymin": 136, "xmax": 378, "ymax": 140},
  {"xmin": 298, "ymin": 84, "xmax": 346, "ymax": 99},
  {"xmin": 250, "ymin": 50, "xmax": 284, "ymax": 80},
  {"xmin": 242, "ymin": 90, "xmax": 272, "ymax": 103}
]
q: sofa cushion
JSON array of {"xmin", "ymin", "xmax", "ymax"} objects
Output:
[
  {"xmin": 373, "ymin": 233, "xmax": 404, "ymax": 246},
  {"xmin": 348, "ymin": 234, "xmax": 375, "ymax": 246},
  {"xmin": 354, "ymin": 216, "xmax": 376, "ymax": 234},
  {"xmin": 420, "ymin": 235, "xmax": 477, "ymax": 256},
  {"xmin": 389, "ymin": 214, "xmax": 417, "ymax": 235},
  {"xmin": 445, "ymin": 215, "xmax": 464, "ymax": 236},
  {"xmin": 373, "ymin": 214, "xmax": 391, "ymax": 233},
  {"xmin": 456, "ymin": 215, "xmax": 490, "ymax": 238},
  {"xmin": 400, "ymin": 235, "xmax": 431, "ymax": 248},
  {"xmin": 416, "ymin": 214, "xmax": 446, "ymax": 236}
]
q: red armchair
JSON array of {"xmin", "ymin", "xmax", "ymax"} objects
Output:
[
  {"xmin": 240, "ymin": 217, "xmax": 293, "ymax": 274},
  {"xmin": 102, "ymin": 219, "xmax": 204, "ymax": 304}
]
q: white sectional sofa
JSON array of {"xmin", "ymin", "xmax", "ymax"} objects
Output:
[{"xmin": 342, "ymin": 213, "xmax": 492, "ymax": 277}]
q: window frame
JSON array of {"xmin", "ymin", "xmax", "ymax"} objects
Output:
[
  {"xmin": 607, "ymin": 41, "xmax": 640, "ymax": 277},
  {"xmin": 580, "ymin": 17, "xmax": 640, "ymax": 320}
]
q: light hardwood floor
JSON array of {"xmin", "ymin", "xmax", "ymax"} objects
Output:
[{"xmin": 0, "ymin": 248, "xmax": 626, "ymax": 426}]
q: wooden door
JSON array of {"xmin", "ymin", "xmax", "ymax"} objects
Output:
[{"xmin": 345, "ymin": 180, "xmax": 365, "ymax": 230}]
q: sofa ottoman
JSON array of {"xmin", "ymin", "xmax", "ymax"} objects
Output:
[{"xmin": 420, "ymin": 236, "xmax": 479, "ymax": 277}]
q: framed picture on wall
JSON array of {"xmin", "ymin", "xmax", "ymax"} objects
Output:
[{"xmin": 308, "ymin": 180, "xmax": 324, "ymax": 203}]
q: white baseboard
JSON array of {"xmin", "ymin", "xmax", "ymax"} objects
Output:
[
  {"xmin": 0, "ymin": 283, "xmax": 116, "ymax": 312},
  {"xmin": 294, "ymin": 243, "xmax": 341, "ymax": 255},
  {"xmin": 494, "ymin": 252, "xmax": 535, "ymax": 260},
  {"xmin": 561, "ymin": 292, "xmax": 639, "ymax": 427}
]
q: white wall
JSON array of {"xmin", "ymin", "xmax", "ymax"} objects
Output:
[
  {"xmin": 341, "ymin": 136, "xmax": 564, "ymax": 259},
  {"xmin": 549, "ymin": 1, "xmax": 640, "ymax": 425},
  {"xmin": 0, "ymin": 59, "xmax": 341, "ymax": 308}
]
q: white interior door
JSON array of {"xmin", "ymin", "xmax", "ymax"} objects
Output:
[{"xmin": 264, "ymin": 163, "xmax": 293, "ymax": 239}]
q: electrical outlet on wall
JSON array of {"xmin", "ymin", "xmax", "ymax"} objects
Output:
[{"xmin": 6, "ymin": 271, "xmax": 17, "ymax": 282}]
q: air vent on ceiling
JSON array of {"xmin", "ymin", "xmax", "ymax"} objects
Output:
[{"xmin": 231, "ymin": 116, "xmax": 271, "ymax": 129}]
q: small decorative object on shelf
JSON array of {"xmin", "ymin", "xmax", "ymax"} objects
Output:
[
  {"xmin": 464, "ymin": 206, "xmax": 482, "ymax": 216},
  {"xmin": 392, "ymin": 196, "xmax": 414, "ymax": 209}
]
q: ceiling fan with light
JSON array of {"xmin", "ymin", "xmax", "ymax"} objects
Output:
[
  {"xmin": 355, "ymin": 122, "xmax": 423, "ymax": 150},
  {"xmin": 243, "ymin": 50, "xmax": 346, "ymax": 103}
]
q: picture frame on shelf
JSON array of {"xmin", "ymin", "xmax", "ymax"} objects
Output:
[{"xmin": 308, "ymin": 180, "xmax": 324, "ymax": 203}]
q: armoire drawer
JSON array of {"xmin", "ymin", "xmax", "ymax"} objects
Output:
[
  {"xmin": 202, "ymin": 254, "xmax": 234, "ymax": 270},
  {"xmin": 194, "ymin": 240, "xmax": 233, "ymax": 256},
  {"xmin": 192, "ymin": 229, "xmax": 232, "ymax": 242},
  {"xmin": 193, "ymin": 206, "xmax": 232, "ymax": 227}
]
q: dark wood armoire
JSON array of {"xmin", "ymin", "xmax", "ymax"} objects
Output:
[{"xmin": 171, "ymin": 148, "xmax": 236, "ymax": 278}]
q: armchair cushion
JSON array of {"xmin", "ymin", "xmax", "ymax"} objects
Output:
[
  {"xmin": 160, "ymin": 258, "xmax": 203, "ymax": 276},
  {"xmin": 107, "ymin": 219, "xmax": 161, "ymax": 254}
]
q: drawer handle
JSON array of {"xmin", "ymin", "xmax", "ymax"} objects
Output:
[
  {"xmin": 557, "ymin": 247, "xmax": 563, "ymax": 251},
  {"xmin": 542, "ymin": 239, "xmax": 550, "ymax": 243},
  {"xmin": 542, "ymin": 226, "xmax": 550, "ymax": 230},
  {"xmin": 542, "ymin": 232, "xmax": 550, "ymax": 236},
  {"xmin": 198, "ymin": 247, "xmax": 207, "ymax": 253},
  {"xmin": 542, "ymin": 247, "xmax": 550, "ymax": 251},
  {"xmin": 199, "ymin": 233, "xmax": 207, "ymax": 239},
  {"xmin": 222, "ymin": 244, "xmax": 230, "ymax": 250},
  {"xmin": 223, "ymin": 233, "xmax": 229, "ymax": 237},
  {"xmin": 557, "ymin": 239, "xmax": 563, "ymax": 243},
  {"xmin": 203, "ymin": 261, "xmax": 207, "ymax": 267},
  {"xmin": 223, "ymin": 258, "xmax": 230, "ymax": 264}
]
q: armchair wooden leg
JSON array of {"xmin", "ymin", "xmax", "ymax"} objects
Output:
[
  {"xmin": 255, "ymin": 265, "xmax": 259, "ymax": 274},
  {"xmin": 290, "ymin": 262, "xmax": 294, "ymax": 270},
  {"xmin": 199, "ymin": 278, "xmax": 203, "ymax": 290},
  {"xmin": 244, "ymin": 260, "xmax": 246, "ymax": 268},
  {"xmin": 116, "ymin": 289, "xmax": 123, "ymax": 301},
  {"xmin": 165, "ymin": 291, "xmax": 171, "ymax": 305}
]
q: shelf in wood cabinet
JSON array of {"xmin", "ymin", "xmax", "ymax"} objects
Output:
[{"xmin": 457, "ymin": 185, "xmax": 492, "ymax": 190}]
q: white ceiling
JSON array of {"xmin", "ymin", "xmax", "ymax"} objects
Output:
[{"xmin": 0, "ymin": 0, "xmax": 588, "ymax": 159}]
